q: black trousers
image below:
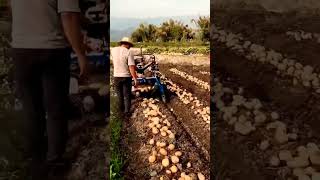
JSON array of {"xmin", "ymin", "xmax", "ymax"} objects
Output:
[
  {"xmin": 113, "ymin": 77, "xmax": 132, "ymax": 114},
  {"xmin": 12, "ymin": 48, "xmax": 70, "ymax": 162}
]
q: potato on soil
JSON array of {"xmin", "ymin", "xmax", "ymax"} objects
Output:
[
  {"xmin": 170, "ymin": 165, "xmax": 178, "ymax": 173},
  {"xmin": 171, "ymin": 156, "xmax": 180, "ymax": 164},
  {"xmin": 159, "ymin": 148, "xmax": 168, "ymax": 156},
  {"xmin": 152, "ymin": 127, "xmax": 159, "ymax": 134},
  {"xmin": 168, "ymin": 144, "xmax": 175, "ymax": 151},
  {"xmin": 175, "ymin": 151, "xmax": 182, "ymax": 157},
  {"xmin": 162, "ymin": 158, "xmax": 170, "ymax": 167},
  {"xmin": 149, "ymin": 155, "xmax": 156, "ymax": 163},
  {"xmin": 149, "ymin": 139, "xmax": 155, "ymax": 145}
]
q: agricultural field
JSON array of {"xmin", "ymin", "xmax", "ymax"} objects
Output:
[
  {"xmin": 110, "ymin": 49, "xmax": 210, "ymax": 179},
  {"xmin": 212, "ymin": 8, "xmax": 320, "ymax": 180}
]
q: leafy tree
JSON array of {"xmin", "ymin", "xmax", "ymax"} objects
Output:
[
  {"xmin": 192, "ymin": 16, "xmax": 210, "ymax": 42},
  {"xmin": 131, "ymin": 16, "xmax": 208, "ymax": 43}
]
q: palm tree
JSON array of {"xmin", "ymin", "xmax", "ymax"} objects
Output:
[{"xmin": 192, "ymin": 16, "xmax": 210, "ymax": 42}]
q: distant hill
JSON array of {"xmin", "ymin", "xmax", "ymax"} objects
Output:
[{"xmin": 110, "ymin": 15, "xmax": 208, "ymax": 41}]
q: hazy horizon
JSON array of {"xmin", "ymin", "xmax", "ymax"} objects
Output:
[
  {"xmin": 110, "ymin": 0, "xmax": 210, "ymax": 18},
  {"xmin": 110, "ymin": 14, "xmax": 210, "ymax": 19}
]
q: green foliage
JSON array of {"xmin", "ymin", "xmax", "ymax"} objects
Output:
[
  {"xmin": 110, "ymin": 41, "xmax": 207, "ymax": 48},
  {"xmin": 109, "ymin": 93, "xmax": 125, "ymax": 180},
  {"xmin": 130, "ymin": 16, "xmax": 210, "ymax": 44},
  {"xmin": 131, "ymin": 18, "xmax": 197, "ymax": 43},
  {"xmin": 191, "ymin": 16, "xmax": 210, "ymax": 42},
  {"xmin": 143, "ymin": 46, "xmax": 210, "ymax": 55}
]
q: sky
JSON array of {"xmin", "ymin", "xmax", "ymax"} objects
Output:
[{"xmin": 110, "ymin": 0, "xmax": 210, "ymax": 18}]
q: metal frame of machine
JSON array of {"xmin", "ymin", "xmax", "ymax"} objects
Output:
[{"xmin": 132, "ymin": 51, "xmax": 167, "ymax": 103}]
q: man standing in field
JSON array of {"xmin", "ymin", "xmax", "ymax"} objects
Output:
[
  {"xmin": 111, "ymin": 37, "xmax": 138, "ymax": 117},
  {"xmin": 10, "ymin": 0, "xmax": 88, "ymax": 179}
]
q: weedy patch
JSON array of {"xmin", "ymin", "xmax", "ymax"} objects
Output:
[{"xmin": 110, "ymin": 96, "xmax": 125, "ymax": 180}]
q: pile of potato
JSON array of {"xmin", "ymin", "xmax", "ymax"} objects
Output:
[
  {"xmin": 169, "ymin": 68, "xmax": 210, "ymax": 90},
  {"xmin": 269, "ymin": 143, "xmax": 320, "ymax": 180},
  {"xmin": 213, "ymin": 76, "xmax": 320, "ymax": 179},
  {"xmin": 211, "ymin": 24, "xmax": 320, "ymax": 179},
  {"xmin": 141, "ymin": 98, "xmax": 206, "ymax": 180},
  {"xmin": 212, "ymin": 25, "xmax": 320, "ymax": 93},
  {"xmin": 286, "ymin": 30, "xmax": 320, "ymax": 43},
  {"xmin": 213, "ymin": 77, "xmax": 295, "ymax": 138},
  {"xmin": 162, "ymin": 77, "xmax": 210, "ymax": 125},
  {"xmin": 200, "ymin": 71, "xmax": 210, "ymax": 75}
]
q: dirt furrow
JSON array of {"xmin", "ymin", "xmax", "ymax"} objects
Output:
[{"xmin": 122, "ymin": 99, "xmax": 209, "ymax": 180}]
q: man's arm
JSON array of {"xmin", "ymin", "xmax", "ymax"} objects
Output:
[
  {"xmin": 128, "ymin": 50, "xmax": 138, "ymax": 85},
  {"xmin": 129, "ymin": 65, "xmax": 137, "ymax": 79},
  {"xmin": 128, "ymin": 51, "xmax": 137, "ymax": 78},
  {"xmin": 61, "ymin": 12, "xmax": 88, "ymax": 76}
]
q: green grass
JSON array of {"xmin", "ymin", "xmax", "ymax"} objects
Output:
[
  {"xmin": 143, "ymin": 46, "xmax": 210, "ymax": 55},
  {"xmin": 110, "ymin": 41, "xmax": 209, "ymax": 48},
  {"xmin": 109, "ymin": 96, "xmax": 125, "ymax": 180},
  {"xmin": 110, "ymin": 41, "xmax": 210, "ymax": 55}
]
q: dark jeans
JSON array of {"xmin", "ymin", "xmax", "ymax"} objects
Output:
[
  {"xmin": 113, "ymin": 77, "xmax": 132, "ymax": 114},
  {"xmin": 12, "ymin": 48, "xmax": 70, "ymax": 162}
]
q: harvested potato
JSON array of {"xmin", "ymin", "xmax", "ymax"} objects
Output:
[
  {"xmin": 152, "ymin": 127, "xmax": 159, "ymax": 134},
  {"xmin": 162, "ymin": 158, "xmax": 170, "ymax": 167},
  {"xmin": 270, "ymin": 156, "xmax": 280, "ymax": 167},
  {"xmin": 160, "ymin": 142, "xmax": 166, "ymax": 147},
  {"xmin": 198, "ymin": 173, "xmax": 205, "ymax": 180},
  {"xmin": 149, "ymin": 139, "xmax": 155, "ymax": 145},
  {"xmin": 168, "ymin": 144, "xmax": 175, "ymax": 151},
  {"xmin": 152, "ymin": 150, "xmax": 157, "ymax": 156},
  {"xmin": 149, "ymin": 155, "xmax": 156, "ymax": 163},
  {"xmin": 187, "ymin": 162, "xmax": 191, "ymax": 168},
  {"xmin": 148, "ymin": 123, "xmax": 155, "ymax": 128},
  {"xmin": 170, "ymin": 165, "xmax": 178, "ymax": 173},
  {"xmin": 161, "ymin": 131, "xmax": 167, "ymax": 137},
  {"xmin": 189, "ymin": 173, "xmax": 197, "ymax": 180},
  {"xmin": 171, "ymin": 156, "xmax": 180, "ymax": 164},
  {"xmin": 156, "ymin": 124, "xmax": 162, "ymax": 128},
  {"xmin": 159, "ymin": 148, "xmax": 168, "ymax": 156},
  {"xmin": 166, "ymin": 170, "xmax": 172, "ymax": 174},
  {"xmin": 175, "ymin": 151, "xmax": 182, "ymax": 157},
  {"xmin": 169, "ymin": 133, "xmax": 175, "ymax": 139}
]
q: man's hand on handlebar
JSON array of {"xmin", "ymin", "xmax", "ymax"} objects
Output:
[{"xmin": 133, "ymin": 78, "xmax": 138, "ymax": 87}]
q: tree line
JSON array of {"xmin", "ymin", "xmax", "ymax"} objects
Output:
[{"xmin": 131, "ymin": 16, "xmax": 210, "ymax": 43}]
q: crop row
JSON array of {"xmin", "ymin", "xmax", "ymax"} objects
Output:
[{"xmin": 212, "ymin": 25, "xmax": 320, "ymax": 92}]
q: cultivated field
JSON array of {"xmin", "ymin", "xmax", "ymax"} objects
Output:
[
  {"xmin": 213, "ymin": 9, "xmax": 320, "ymax": 180},
  {"xmin": 111, "ymin": 51, "xmax": 210, "ymax": 180}
]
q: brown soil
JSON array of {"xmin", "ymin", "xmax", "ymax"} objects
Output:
[
  {"xmin": 122, "ymin": 99, "xmax": 210, "ymax": 180},
  {"xmin": 159, "ymin": 64, "xmax": 210, "ymax": 107},
  {"xmin": 212, "ymin": 8, "xmax": 320, "ymax": 180},
  {"xmin": 65, "ymin": 73, "xmax": 109, "ymax": 180}
]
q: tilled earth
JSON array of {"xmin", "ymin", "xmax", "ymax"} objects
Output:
[
  {"xmin": 212, "ymin": 9, "xmax": 320, "ymax": 180},
  {"xmin": 121, "ymin": 99, "xmax": 209, "ymax": 180},
  {"xmin": 121, "ymin": 58, "xmax": 210, "ymax": 179},
  {"xmin": 65, "ymin": 73, "xmax": 109, "ymax": 180}
]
